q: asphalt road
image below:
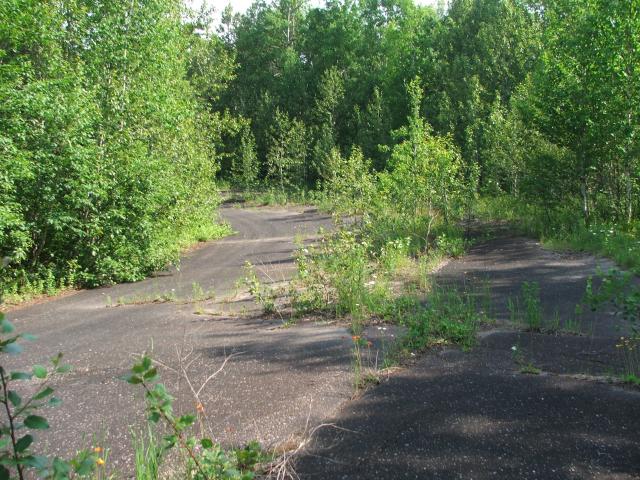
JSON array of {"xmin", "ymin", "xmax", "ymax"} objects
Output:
[
  {"xmin": 296, "ymin": 237, "xmax": 640, "ymax": 480},
  {"xmin": 4, "ymin": 206, "xmax": 353, "ymax": 474}
]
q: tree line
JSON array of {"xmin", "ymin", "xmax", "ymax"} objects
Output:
[{"xmin": 215, "ymin": 0, "xmax": 638, "ymax": 227}]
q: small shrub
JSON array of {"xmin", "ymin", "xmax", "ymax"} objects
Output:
[
  {"xmin": 435, "ymin": 233, "xmax": 466, "ymax": 258},
  {"xmin": 243, "ymin": 262, "xmax": 277, "ymax": 315},
  {"xmin": 124, "ymin": 356, "xmax": 267, "ymax": 480}
]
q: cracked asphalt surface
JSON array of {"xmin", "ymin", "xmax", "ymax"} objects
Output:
[
  {"xmin": 5, "ymin": 206, "xmax": 355, "ymax": 474},
  {"xmin": 296, "ymin": 237, "xmax": 640, "ymax": 479}
]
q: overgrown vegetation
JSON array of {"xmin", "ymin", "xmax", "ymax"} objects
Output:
[
  {"xmin": 3, "ymin": 0, "xmax": 640, "ymax": 472},
  {"xmin": 4, "ymin": 0, "xmax": 639, "ymax": 302},
  {"xmin": 214, "ymin": 0, "xmax": 639, "ymax": 276},
  {"xmin": 0, "ymin": 1, "xmax": 231, "ymax": 303}
]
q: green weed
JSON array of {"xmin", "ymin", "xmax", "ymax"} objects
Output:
[
  {"xmin": 132, "ymin": 427, "xmax": 162, "ymax": 480},
  {"xmin": 0, "ymin": 312, "xmax": 104, "ymax": 479},
  {"xmin": 520, "ymin": 363, "xmax": 542, "ymax": 375},
  {"xmin": 511, "ymin": 344, "xmax": 541, "ymax": 374},
  {"xmin": 521, "ymin": 281, "xmax": 542, "ymax": 332},
  {"xmin": 351, "ymin": 335, "xmax": 380, "ymax": 392},
  {"xmin": 400, "ymin": 285, "xmax": 483, "ymax": 352},
  {"xmin": 243, "ymin": 262, "xmax": 277, "ymax": 315}
]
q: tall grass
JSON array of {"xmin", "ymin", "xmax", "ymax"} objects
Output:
[{"xmin": 132, "ymin": 428, "xmax": 162, "ymax": 480}]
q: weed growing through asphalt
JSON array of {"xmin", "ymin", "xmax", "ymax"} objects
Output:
[
  {"xmin": 351, "ymin": 335, "xmax": 380, "ymax": 392},
  {"xmin": 615, "ymin": 336, "xmax": 640, "ymax": 385},
  {"xmin": 520, "ymin": 363, "xmax": 542, "ymax": 375},
  {"xmin": 190, "ymin": 283, "xmax": 215, "ymax": 303},
  {"xmin": 399, "ymin": 284, "xmax": 485, "ymax": 352},
  {"xmin": 132, "ymin": 427, "xmax": 161, "ymax": 480},
  {"xmin": 105, "ymin": 283, "xmax": 216, "ymax": 308},
  {"xmin": 290, "ymin": 220, "xmax": 489, "ymax": 365},
  {"xmin": 521, "ymin": 282, "xmax": 542, "ymax": 332},
  {"xmin": 242, "ymin": 262, "xmax": 277, "ymax": 315},
  {"xmin": 563, "ymin": 315, "xmax": 583, "ymax": 335},
  {"xmin": 0, "ymin": 308, "xmax": 268, "ymax": 480},
  {"xmin": 511, "ymin": 344, "xmax": 541, "ymax": 375},
  {"xmin": 124, "ymin": 356, "xmax": 267, "ymax": 480},
  {"xmin": 507, "ymin": 296, "xmax": 521, "ymax": 325}
]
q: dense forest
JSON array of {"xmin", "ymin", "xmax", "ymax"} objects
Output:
[{"xmin": 1, "ymin": 0, "xmax": 639, "ymax": 300}]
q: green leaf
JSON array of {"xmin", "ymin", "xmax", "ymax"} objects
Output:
[
  {"xmin": 7, "ymin": 391, "xmax": 21, "ymax": 408},
  {"xmin": 75, "ymin": 457, "xmax": 95, "ymax": 476},
  {"xmin": 177, "ymin": 414, "xmax": 195, "ymax": 428},
  {"xmin": 200, "ymin": 438, "xmax": 213, "ymax": 449},
  {"xmin": 141, "ymin": 357, "xmax": 152, "ymax": 370},
  {"xmin": 143, "ymin": 368, "xmax": 158, "ymax": 381},
  {"xmin": 52, "ymin": 457, "xmax": 71, "ymax": 476},
  {"xmin": 15, "ymin": 435, "xmax": 33, "ymax": 453},
  {"xmin": 32, "ymin": 365, "xmax": 47, "ymax": 379},
  {"xmin": 33, "ymin": 387, "xmax": 54, "ymax": 401},
  {"xmin": 24, "ymin": 415, "xmax": 49, "ymax": 430},
  {"xmin": 148, "ymin": 411, "xmax": 161, "ymax": 423},
  {"xmin": 10, "ymin": 372, "xmax": 32, "ymax": 381},
  {"xmin": 132, "ymin": 364, "xmax": 146, "ymax": 374},
  {"xmin": 163, "ymin": 434, "xmax": 177, "ymax": 449},
  {"xmin": 22, "ymin": 455, "xmax": 48, "ymax": 469},
  {"xmin": 0, "ymin": 465, "xmax": 8, "ymax": 480},
  {"xmin": 55, "ymin": 364, "xmax": 71, "ymax": 374},
  {"xmin": 48, "ymin": 397, "xmax": 62, "ymax": 407},
  {"xmin": 124, "ymin": 374, "xmax": 142, "ymax": 385}
]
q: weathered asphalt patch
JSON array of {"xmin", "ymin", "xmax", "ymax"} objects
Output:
[{"xmin": 3, "ymin": 206, "xmax": 358, "ymax": 475}]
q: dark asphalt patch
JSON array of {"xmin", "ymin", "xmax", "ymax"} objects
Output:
[{"xmin": 296, "ymin": 336, "xmax": 640, "ymax": 480}]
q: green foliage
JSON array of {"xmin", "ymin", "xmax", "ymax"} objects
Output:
[
  {"xmin": 380, "ymin": 77, "xmax": 464, "ymax": 245},
  {"xmin": 231, "ymin": 125, "xmax": 259, "ymax": 190},
  {"xmin": 1, "ymin": 0, "xmax": 228, "ymax": 301},
  {"xmin": 214, "ymin": 0, "xmax": 639, "ymax": 251},
  {"xmin": 521, "ymin": 281, "xmax": 542, "ymax": 332},
  {"xmin": 132, "ymin": 427, "xmax": 161, "ymax": 480},
  {"xmin": 311, "ymin": 67, "xmax": 345, "ymax": 183},
  {"xmin": 586, "ymin": 269, "xmax": 640, "ymax": 332},
  {"xmin": 477, "ymin": 197, "xmax": 640, "ymax": 274},
  {"xmin": 401, "ymin": 285, "xmax": 483, "ymax": 352},
  {"xmin": 586, "ymin": 269, "xmax": 640, "ymax": 381},
  {"xmin": 242, "ymin": 262, "xmax": 277, "ymax": 315},
  {"xmin": 125, "ymin": 356, "xmax": 265, "ymax": 480},
  {"xmin": 266, "ymin": 109, "xmax": 308, "ymax": 192},
  {"xmin": 322, "ymin": 147, "xmax": 376, "ymax": 216}
]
